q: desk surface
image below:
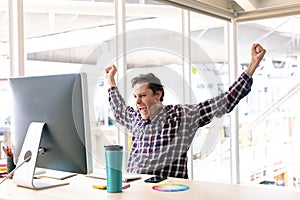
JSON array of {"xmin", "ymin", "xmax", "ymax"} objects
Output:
[{"xmin": 0, "ymin": 174, "xmax": 300, "ymax": 200}]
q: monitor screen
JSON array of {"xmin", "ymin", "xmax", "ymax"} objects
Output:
[{"xmin": 9, "ymin": 73, "xmax": 92, "ymax": 175}]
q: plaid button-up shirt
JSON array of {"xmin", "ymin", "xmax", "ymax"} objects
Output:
[{"xmin": 108, "ymin": 72, "xmax": 253, "ymax": 178}]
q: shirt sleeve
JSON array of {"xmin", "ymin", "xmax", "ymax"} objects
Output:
[
  {"xmin": 187, "ymin": 71, "xmax": 253, "ymax": 128},
  {"xmin": 108, "ymin": 86, "xmax": 136, "ymax": 131}
]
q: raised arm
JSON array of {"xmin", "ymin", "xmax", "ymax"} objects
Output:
[{"xmin": 105, "ymin": 64, "xmax": 137, "ymax": 132}]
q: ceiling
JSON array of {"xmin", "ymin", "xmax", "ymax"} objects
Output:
[{"xmin": 159, "ymin": 0, "xmax": 300, "ymax": 21}]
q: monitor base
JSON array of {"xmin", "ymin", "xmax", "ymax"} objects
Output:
[{"xmin": 13, "ymin": 122, "xmax": 69, "ymax": 190}]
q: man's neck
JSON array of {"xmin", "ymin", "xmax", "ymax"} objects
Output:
[{"xmin": 148, "ymin": 103, "xmax": 163, "ymax": 120}]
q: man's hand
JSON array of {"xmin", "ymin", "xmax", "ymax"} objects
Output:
[
  {"xmin": 105, "ymin": 64, "xmax": 118, "ymax": 86},
  {"xmin": 252, "ymin": 43, "xmax": 266, "ymax": 65},
  {"xmin": 246, "ymin": 43, "xmax": 266, "ymax": 76}
]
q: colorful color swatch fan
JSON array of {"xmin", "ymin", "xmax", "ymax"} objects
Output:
[{"xmin": 152, "ymin": 183, "xmax": 190, "ymax": 192}]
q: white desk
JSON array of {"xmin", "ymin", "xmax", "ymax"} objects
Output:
[{"xmin": 0, "ymin": 174, "xmax": 300, "ymax": 200}]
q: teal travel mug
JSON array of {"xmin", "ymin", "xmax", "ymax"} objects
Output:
[{"xmin": 105, "ymin": 145, "xmax": 123, "ymax": 193}]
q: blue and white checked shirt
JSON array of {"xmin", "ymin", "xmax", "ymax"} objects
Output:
[{"xmin": 108, "ymin": 72, "xmax": 253, "ymax": 178}]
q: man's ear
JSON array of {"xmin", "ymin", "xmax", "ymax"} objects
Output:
[{"xmin": 155, "ymin": 90, "xmax": 162, "ymax": 101}]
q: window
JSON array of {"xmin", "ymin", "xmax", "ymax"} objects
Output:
[
  {"xmin": 0, "ymin": 0, "xmax": 10, "ymax": 159},
  {"xmin": 190, "ymin": 11, "xmax": 229, "ymax": 182},
  {"xmin": 22, "ymin": 0, "xmax": 116, "ymax": 169},
  {"xmin": 238, "ymin": 16, "xmax": 300, "ymax": 188},
  {"xmin": 0, "ymin": 0, "xmax": 9, "ymax": 77}
]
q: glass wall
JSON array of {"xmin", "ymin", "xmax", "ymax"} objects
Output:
[
  {"xmin": 0, "ymin": 0, "xmax": 9, "ymax": 78},
  {"xmin": 124, "ymin": 0, "xmax": 183, "ymax": 160},
  {"xmin": 237, "ymin": 16, "xmax": 300, "ymax": 189},
  {"xmin": 189, "ymin": 12, "xmax": 229, "ymax": 182},
  {"xmin": 23, "ymin": 0, "xmax": 114, "ymax": 75},
  {"xmin": 0, "ymin": 0, "xmax": 11, "ymax": 159},
  {"xmin": 22, "ymin": 0, "xmax": 116, "ymax": 168}
]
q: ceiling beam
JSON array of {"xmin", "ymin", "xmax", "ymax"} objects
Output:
[
  {"xmin": 236, "ymin": 2, "xmax": 300, "ymax": 22},
  {"xmin": 259, "ymin": 0, "xmax": 300, "ymax": 8},
  {"xmin": 234, "ymin": 0, "xmax": 258, "ymax": 11},
  {"xmin": 156, "ymin": 0, "xmax": 234, "ymax": 21}
]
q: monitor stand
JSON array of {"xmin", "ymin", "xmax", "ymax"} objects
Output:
[{"xmin": 13, "ymin": 122, "xmax": 69, "ymax": 190}]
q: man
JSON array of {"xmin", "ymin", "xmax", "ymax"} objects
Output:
[{"xmin": 105, "ymin": 43, "xmax": 266, "ymax": 179}]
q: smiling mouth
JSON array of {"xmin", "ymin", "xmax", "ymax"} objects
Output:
[{"xmin": 138, "ymin": 107, "xmax": 147, "ymax": 115}]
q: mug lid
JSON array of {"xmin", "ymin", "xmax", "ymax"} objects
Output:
[{"xmin": 104, "ymin": 145, "xmax": 123, "ymax": 151}]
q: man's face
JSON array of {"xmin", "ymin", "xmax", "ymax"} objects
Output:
[{"xmin": 133, "ymin": 83, "xmax": 162, "ymax": 119}]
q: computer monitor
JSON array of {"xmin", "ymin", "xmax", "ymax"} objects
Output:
[{"xmin": 9, "ymin": 73, "xmax": 92, "ymax": 189}]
